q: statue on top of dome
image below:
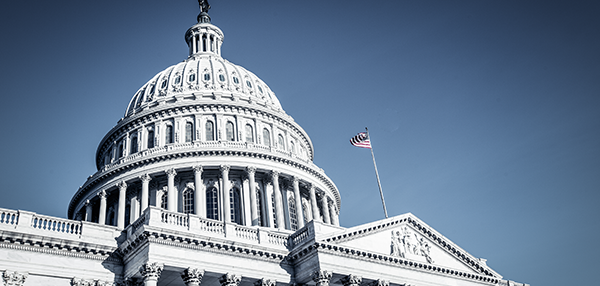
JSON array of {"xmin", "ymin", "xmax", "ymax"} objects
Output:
[{"xmin": 198, "ymin": 0, "xmax": 211, "ymax": 13}]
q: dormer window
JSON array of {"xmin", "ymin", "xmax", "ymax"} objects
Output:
[
  {"xmin": 174, "ymin": 76, "xmax": 181, "ymax": 85},
  {"xmin": 204, "ymin": 73, "xmax": 210, "ymax": 81},
  {"xmin": 219, "ymin": 74, "xmax": 225, "ymax": 82},
  {"xmin": 246, "ymin": 81, "xmax": 252, "ymax": 88},
  {"xmin": 189, "ymin": 74, "xmax": 196, "ymax": 82},
  {"xmin": 233, "ymin": 76, "xmax": 239, "ymax": 84}
]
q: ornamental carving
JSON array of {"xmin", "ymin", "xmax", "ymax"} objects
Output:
[
  {"xmin": 368, "ymin": 280, "xmax": 389, "ymax": 286},
  {"xmin": 181, "ymin": 268, "xmax": 204, "ymax": 284},
  {"xmin": 254, "ymin": 278, "xmax": 276, "ymax": 286},
  {"xmin": 193, "ymin": 165, "xmax": 203, "ymax": 173},
  {"xmin": 96, "ymin": 280, "xmax": 117, "ymax": 286},
  {"xmin": 98, "ymin": 190, "xmax": 107, "ymax": 199},
  {"xmin": 117, "ymin": 181, "xmax": 128, "ymax": 190},
  {"xmin": 3, "ymin": 271, "xmax": 28, "ymax": 286},
  {"xmin": 340, "ymin": 275, "xmax": 362, "ymax": 286},
  {"xmin": 166, "ymin": 168, "xmax": 177, "ymax": 177},
  {"xmin": 220, "ymin": 165, "xmax": 231, "ymax": 173},
  {"xmin": 391, "ymin": 226, "xmax": 434, "ymax": 263},
  {"xmin": 219, "ymin": 273, "xmax": 241, "ymax": 286},
  {"xmin": 140, "ymin": 174, "xmax": 152, "ymax": 182},
  {"xmin": 71, "ymin": 277, "xmax": 94, "ymax": 286},
  {"xmin": 246, "ymin": 166, "xmax": 257, "ymax": 175},
  {"xmin": 139, "ymin": 262, "xmax": 163, "ymax": 279},
  {"xmin": 312, "ymin": 270, "xmax": 332, "ymax": 286}
]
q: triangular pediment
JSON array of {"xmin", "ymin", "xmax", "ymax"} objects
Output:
[{"xmin": 317, "ymin": 213, "xmax": 501, "ymax": 278}]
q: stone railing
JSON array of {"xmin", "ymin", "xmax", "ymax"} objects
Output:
[
  {"xmin": 289, "ymin": 224, "xmax": 312, "ymax": 247},
  {"xmin": 135, "ymin": 207, "xmax": 293, "ymax": 249},
  {"xmin": 1, "ymin": 208, "xmax": 19, "ymax": 226},
  {"xmin": 31, "ymin": 214, "xmax": 82, "ymax": 236}
]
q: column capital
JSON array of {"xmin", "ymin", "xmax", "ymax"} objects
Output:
[
  {"xmin": 292, "ymin": 176, "xmax": 300, "ymax": 184},
  {"xmin": 98, "ymin": 189, "xmax": 107, "ymax": 199},
  {"xmin": 219, "ymin": 273, "xmax": 241, "ymax": 286},
  {"xmin": 139, "ymin": 262, "xmax": 164, "ymax": 280},
  {"xmin": 254, "ymin": 278, "xmax": 276, "ymax": 286},
  {"xmin": 368, "ymin": 280, "xmax": 389, "ymax": 286},
  {"xmin": 220, "ymin": 164, "xmax": 231, "ymax": 173},
  {"xmin": 270, "ymin": 170, "xmax": 280, "ymax": 180},
  {"xmin": 84, "ymin": 199, "xmax": 91, "ymax": 206},
  {"xmin": 166, "ymin": 168, "xmax": 177, "ymax": 177},
  {"xmin": 340, "ymin": 275, "xmax": 362, "ymax": 286},
  {"xmin": 312, "ymin": 270, "xmax": 332, "ymax": 286},
  {"xmin": 245, "ymin": 166, "xmax": 257, "ymax": 175},
  {"xmin": 140, "ymin": 173, "xmax": 152, "ymax": 182},
  {"xmin": 117, "ymin": 180, "xmax": 128, "ymax": 190},
  {"xmin": 181, "ymin": 268, "xmax": 205, "ymax": 284},
  {"xmin": 193, "ymin": 165, "xmax": 203, "ymax": 173},
  {"xmin": 3, "ymin": 271, "xmax": 28, "ymax": 286}
]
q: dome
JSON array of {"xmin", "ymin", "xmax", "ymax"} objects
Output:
[{"xmin": 125, "ymin": 22, "xmax": 283, "ymax": 118}]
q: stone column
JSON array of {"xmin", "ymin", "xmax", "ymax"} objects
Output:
[
  {"xmin": 309, "ymin": 184, "xmax": 320, "ymax": 222},
  {"xmin": 292, "ymin": 177, "xmax": 305, "ymax": 228},
  {"xmin": 321, "ymin": 194, "xmax": 331, "ymax": 225},
  {"xmin": 166, "ymin": 168, "xmax": 177, "ymax": 212},
  {"xmin": 85, "ymin": 200, "xmax": 93, "ymax": 222},
  {"xmin": 246, "ymin": 166, "xmax": 258, "ymax": 226},
  {"xmin": 117, "ymin": 181, "xmax": 127, "ymax": 229},
  {"xmin": 304, "ymin": 197, "xmax": 313, "ymax": 221},
  {"xmin": 193, "ymin": 166, "xmax": 204, "ymax": 217},
  {"xmin": 312, "ymin": 270, "xmax": 332, "ymax": 286},
  {"xmin": 181, "ymin": 268, "xmax": 205, "ymax": 286},
  {"xmin": 271, "ymin": 171, "xmax": 284, "ymax": 228},
  {"xmin": 2, "ymin": 270, "xmax": 28, "ymax": 286},
  {"xmin": 221, "ymin": 165, "xmax": 231, "ymax": 223},
  {"xmin": 140, "ymin": 174, "xmax": 151, "ymax": 213},
  {"xmin": 98, "ymin": 190, "xmax": 107, "ymax": 225},
  {"xmin": 331, "ymin": 204, "xmax": 340, "ymax": 226},
  {"xmin": 130, "ymin": 195, "xmax": 139, "ymax": 222},
  {"xmin": 341, "ymin": 275, "xmax": 362, "ymax": 286},
  {"xmin": 219, "ymin": 273, "xmax": 241, "ymax": 286},
  {"xmin": 139, "ymin": 262, "xmax": 163, "ymax": 286},
  {"xmin": 254, "ymin": 278, "xmax": 276, "ymax": 286}
]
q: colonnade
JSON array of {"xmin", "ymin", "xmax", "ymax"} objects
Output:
[{"xmin": 81, "ymin": 165, "xmax": 339, "ymax": 230}]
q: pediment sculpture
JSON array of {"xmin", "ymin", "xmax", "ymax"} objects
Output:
[{"xmin": 391, "ymin": 226, "xmax": 434, "ymax": 263}]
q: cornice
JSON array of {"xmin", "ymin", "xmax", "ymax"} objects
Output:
[
  {"xmin": 289, "ymin": 242, "xmax": 499, "ymax": 285},
  {"xmin": 70, "ymin": 148, "xmax": 341, "ymax": 219}
]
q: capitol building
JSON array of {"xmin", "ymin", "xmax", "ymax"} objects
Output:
[{"xmin": 0, "ymin": 3, "xmax": 528, "ymax": 286}]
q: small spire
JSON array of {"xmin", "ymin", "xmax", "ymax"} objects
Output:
[{"xmin": 197, "ymin": 0, "xmax": 211, "ymax": 23}]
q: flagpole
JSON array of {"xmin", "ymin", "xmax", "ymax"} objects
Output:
[{"xmin": 366, "ymin": 127, "xmax": 388, "ymax": 218}]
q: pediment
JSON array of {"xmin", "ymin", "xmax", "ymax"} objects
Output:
[{"xmin": 318, "ymin": 213, "xmax": 501, "ymax": 278}]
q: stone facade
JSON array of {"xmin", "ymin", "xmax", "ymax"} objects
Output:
[{"xmin": 0, "ymin": 3, "xmax": 528, "ymax": 286}]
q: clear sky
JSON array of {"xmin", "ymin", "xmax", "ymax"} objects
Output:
[{"xmin": 1, "ymin": 1, "xmax": 599, "ymax": 285}]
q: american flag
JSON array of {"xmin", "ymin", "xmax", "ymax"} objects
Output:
[{"xmin": 350, "ymin": 132, "xmax": 371, "ymax": 149}]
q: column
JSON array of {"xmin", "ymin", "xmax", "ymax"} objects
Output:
[
  {"xmin": 246, "ymin": 166, "xmax": 258, "ymax": 226},
  {"xmin": 312, "ymin": 270, "xmax": 332, "ymax": 286},
  {"xmin": 321, "ymin": 194, "xmax": 331, "ymax": 225},
  {"xmin": 309, "ymin": 184, "xmax": 320, "ymax": 222},
  {"xmin": 219, "ymin": 273, "xmax": 241, "ymax": 286},
  {"xmin": 98, "ymin": 190, "xmax": 107, "ymax": 225},
  {"xmin": 304, "ymin": 196, "xmax": 313, "ymax": 221},
  {"xmin": 341, "ymin": 275, "xmax": 362, "ymax": 286},
  {"xmin": 221, "ymin": 165, "xmax": 231, "ymax": 223},
  {"xmin": 166, "ymin": 168, "xmax": 177, "ymax": 212},
  {"xmin": 331, "ymin": 204, "xmax": 340, "ymax": 226},
  {"xmin": 264, "ymin": 180, "xmax": 275, "ymax": 227},
  {"xmin": 292, "ymin": 177, "xmax": 305, "ymax": 228},
  {"xmin": 271, "ymin": 171, "xmax": 284, "ymax": 228},
  {"xmin": 139, "ymin": 262, "xmax": 163, "ymax": 286},
  {"xmin": 130, "ymin": 195, "xmax": 139, "ymax": 222},
  {"xmin": 140, "ymin": 174, "xmax": 151, "ymax": 213},
  {"xmin": 85, "ymin": 200, "xmax": 93, "ymax": 222},
  {"xmin": 181, "ymin": 268, "xmax": 205, "ymax": 286},
  {"xmin": 193, "ymin": 166, "xmax": 204, "ymax": 217},
  {"xmin": 117, "ymin": 181, "xmax": 127, "ymax": 229}
]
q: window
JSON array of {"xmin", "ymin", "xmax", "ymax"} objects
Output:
[
  {"xmin": 161, "ymin": 80, "xmax": 167, "ymax": 89},
  {"xmin": 226, "ymin": 121, "xmax": 235, "ymax": 141},
  {"xmin": 183, "ymin": 188, "xmax": 194, "ymax": 214},
  {"xmin": 130, "ymin": 136, "xmax": 138, "ymax": 154},
  {"xmin": 233, "ymin": 76, "xmax": 239, "ymax": 84},
  {"xmin": 118, "ymin": 141, "xmax": 124, "ymax": 158},
  {"xmin": 185, "ymin": 122, "xmax": 193, "ymax": 143},
  {"xmin": 278, "ymin": 134, "xmax": 285, "ymax": 149},
  {"xmin": 205, "ymin": 121, "xmax": 214, "ymax": 141},
  {"xmin": 161, "ymin": 191, "xmax": 168, "ymax": 209},
  {"xmin": 245, "ymin": 124, "xmax": 254, "ymax": 143},
  {"xmin": 147, "ymin": 130, "xmax": 155, "ymax": 149},
  {"xmin": 256, "ymin": 188, "xmax": 263, "ymax": 226},
  {"xmin": 189, "ymin": 74, "xmax": 196, "ymax": 82},
  {"xmin": 206, "ymin": 187, "xmax": 218, "ymax": 220},
  {"xmin": 204, "ymin": 73, "xmax": 210, "ymax": 81},
  {"xmin": 246, "ymin": 81, "xmax": 252, "ymax": 88},
  {"xmin": 263, "ymin": 128, "xmax": 271, "ymax": 146},
  {"xmin": 175, "ymin": 76, "xmax": 181, "ymax": 84},
  {"xmin": 230, "ymin": 188, "xmax": 242, "ymax": 224},
  {"xmin": 165, "ymin": 125, "xmax": 174, "ymax": 144},
  {"xmin": 271, "ymin": 193, "xmax": 277, "ymax": 228},
  {"xmin": 125, "ymin": 204, "xmax": 131, "ymax": 227},
  {"xmin": 289, "ymin": 196, "xmax": 298, "ymax": 231},
  {"xmin": 150, "ymin": 85, "xmax": 155, "ymax": 95},
  {"xmin": 290, "ymin": 141, "xmax": 295, "ymax": 154},
  {"xmin": 219, "ymin": 74, "xmax": 225, "ymax": 82},
  {"xmin": 258, "ymin": 86, "xmax": 263, "ymax": 94}
]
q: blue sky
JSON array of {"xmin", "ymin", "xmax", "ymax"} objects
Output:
[{"xmin": 1, "ymin": 1, "xmax": 599, "ymax": 285}]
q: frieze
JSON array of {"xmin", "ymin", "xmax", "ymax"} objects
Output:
[{"xmin": 391, "ymin": 226, "xmax": 434, "ymax": 263}]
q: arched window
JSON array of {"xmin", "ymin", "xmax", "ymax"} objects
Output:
[
  {"xmin": 290, "ymin": 141, "xmax": 295, "ymax": 154},
  {"xmin": 206, "ymin": 187, "xmax": 218, "ymax": 220},
  {"xmin": 271, "ymin": 193, "xmax": 278, "ymax": 228},
  {"xmin": 289, "ymin": 196, "xmax": 298, "ymax": 231},
  {"xmin": 278, "ymin": 134, "xmax": 285, "ymax": 149},
  {"xmin": 147, "ymin": 130, "xmax": 155, "ymax": 149},
  {"xmin": 130, "ymin": 136, "xmax": 138, "ymax": 154},
  {"xmin": 245, "ymin": 124, "xmax": 254, "ymax": 143},
  {"xmin": 185, "ymin": 122, "xmax": 193, "ymax": 143},
  {"xmin": 165, "ymin": 125, "xmax": 174, "ymax": 144},
  {"xmin": 263, "ymin": 128, "xmax": 271, "ymax": 146},
  {"xmin": 205, "ymin": 121, "xmax": 214, "ymax": 141},
  {"xmin": 230, "ymin": 188, "xmax": 242, "ymax": 224},
  {"xmin": 118, "ymin": 141, "xmax": 124, "ymax": 158},
  {"xmin": 256, "ymin": 188, "xmax": 263, "ymax": 227},
  {"xmin": 226, "ymin": 121, "xmax": 235, "ymax": 141},
  {"xmin": 183, "ymin": 188, "xmax": 194, "ymax": 214},
  {"xmin": 161, "ymin": 191, "xmax": 168, "ymax": 210}
]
